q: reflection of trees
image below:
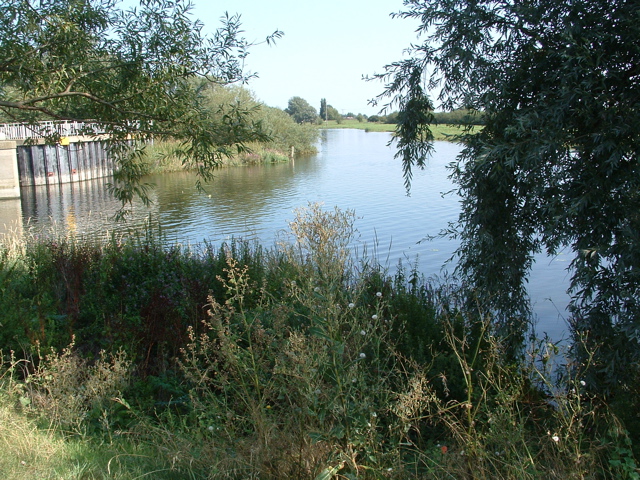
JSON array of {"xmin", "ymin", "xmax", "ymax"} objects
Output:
[{"xmin": 147, "ymin": 156, "xmax": 323, "ymax": 240}]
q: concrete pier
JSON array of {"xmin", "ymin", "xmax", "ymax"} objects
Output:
[{"xmin": 0, "ymin": 141, "xmax": 22, "ymax": 199}]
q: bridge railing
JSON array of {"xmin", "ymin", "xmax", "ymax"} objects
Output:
[{"xmin": 0, "ymin": 121, "xmax": 106, "ymax": 141}]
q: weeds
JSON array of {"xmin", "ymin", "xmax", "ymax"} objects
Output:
[{"xmin": 0, "ymin": 203, "xmax": 636, "ymax": 479}]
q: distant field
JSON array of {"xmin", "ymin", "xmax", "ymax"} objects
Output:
[{"xmin": 320, "ymin": 119, "xmax": 480, "ymax": 141}]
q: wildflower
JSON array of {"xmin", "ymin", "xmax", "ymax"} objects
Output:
[
  {"xmin": 552, "ymin": 435, "xmax": 560, "ymax": 442},
  {"xmin": 314, "ymin": 286, "xmax": 320, "ymax": 292},
  {"xmin": 314, "ymin": 389, "xmax": 321, "ymax": 395},
  {"xmin": 441, "ymin": 445, "xmax": 448, "ymax": 454},
  {"xmin": 348, "ymin": 302, "xmax": 355, "ymax": 309},
  {"xmin": 291, "ymin": 280, "xmax": 296, "ymax": 286},
  {"xmin": 359, "ymin": 352, "xmax": 366, "ymax": 359},
  {"xmin": 580, "ymin": 380, "xmax": 586, "ymax": 386},
  {"xmin": 371, "ymin": 314, "xmax": 378, "ymax": 320},
  {"xmin": 208, "ymin": 426, "xmax": 214, "ymax": 432},
  {"xmin": 371, "ymin": 412, "xmax": 377, "ymax": 417},
  {"xmin": 376, "ymin": 292, "xmax": 382, "ymax": 297},
  {"xmin": 360, "ymin": 330, "xmax": 366, "ymax": 336}
]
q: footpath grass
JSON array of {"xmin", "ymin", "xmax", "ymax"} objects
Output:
[
  {"xmin": 0, "ymin": 204, "xmax": 637, "ymax": 479},
  {"xmin": 320, "ymin": 119, "xmax": 480, "ymax": 140}
]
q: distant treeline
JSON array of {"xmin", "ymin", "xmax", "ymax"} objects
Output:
[{"xmin": 367, "ymin": 108, "xmax": 484, "ymax": 125}]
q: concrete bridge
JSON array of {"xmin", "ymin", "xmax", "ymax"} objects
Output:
[{"xmin": 0, "ymin": 122, "xmax": 115, "ymax": 199}]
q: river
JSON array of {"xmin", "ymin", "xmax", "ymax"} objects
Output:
[{"xmin": 1, "ymin": 128, "xmax": 571, "ymax": 340}]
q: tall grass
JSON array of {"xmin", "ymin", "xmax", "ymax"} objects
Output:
[
  {"xmin": 137, "ymin": 140, "xmax": 292, "ymax": 175},
  {"xmin": 0, "ymin": 203, "xmax": 636, "ymax": 479}
]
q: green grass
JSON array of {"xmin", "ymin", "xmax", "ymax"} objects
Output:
[{"xmin": 320, "ymin": 119, "xmax": 481, "ymax": 140}]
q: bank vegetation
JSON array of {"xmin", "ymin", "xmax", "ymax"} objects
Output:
[
  {"xmin": 0, "ymin": 204, "xmax": 636, "ymax": 479},
  {"xmin": 139, "ymin": 85, "xmax": 319, "ymax": 175}
]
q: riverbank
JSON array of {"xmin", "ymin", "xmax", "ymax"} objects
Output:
[
  {"xmin": 142, "ymin": 121, "xmax": 473, "ymax": 176},
  {"xmin": 320, "ymin": 119, "xmax": 481, "ymax": 140},
  {"xmin": 139, "ymin": 140, "xmax": 299, "ymax": 175},
  {"xmin": 0, "ymin": 204, "xmax": 634, "ymax": 479}
]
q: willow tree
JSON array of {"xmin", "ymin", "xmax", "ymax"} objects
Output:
[
  {"xmin": 0, "ymin": 0, "xmax": 282, "ymax": 210},
  {"xmin": 375, "ymin": 0, "xmax": 640, "ymax": 395}
]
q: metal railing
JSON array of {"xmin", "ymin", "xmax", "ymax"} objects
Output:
[{"xmin": 0, "ymin": 121, "xmax": 105, "ymax": 141}]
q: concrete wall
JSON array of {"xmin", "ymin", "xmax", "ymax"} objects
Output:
[{"xmin": 0, "ymin": 141, "xmax": 21, "ymax": 199}]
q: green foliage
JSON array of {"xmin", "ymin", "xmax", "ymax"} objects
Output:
[
  {"xmin": 320, "ymin": 98, "xmax": 328, "ymax": 121},
  {"xmin": 285, "ymin": 96, "xmax": 319, "ymax": 124},
  {"xmin": 378, "ymin": 0, "xmax": 640, "ymax": 414},
  {"xmin": 326, "ymin": 105, "xmax": 342, "ymax": 122},
  {"xmin": 21, "ymin": 344, "xmax": 131, "ymax": 435},
  {"xmin": 0, "ymin": 204, "xmax": 636, "ymax": 478},
  {"xmin": 432, "ymin": 109, "xmax": 484, "ymax": 126},
  {"xmin": 142, "ymin": 85, "xmax": 319, "ymax": 167},
  {"xmin": 257, "ymin": 104, "xmax": 319, "ymax": 156},
  {"xmin": 0, "ymin": 0, "xmax": 283, "ymax": 211},
  {"xmin": 202, "ymin": 85, "xmax": 319, "ymax": 154}
]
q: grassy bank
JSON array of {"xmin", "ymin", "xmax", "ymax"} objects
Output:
[
  {"xmin": 320, "ymin": 119, "xmax": 480, "ymax": 140},
  {"xmin": 137, "ymin": 140, "xmax": 294, "ymax": 175},
  {"xmin": 0, "ymin": 204, "xmax": 636, "ymax": 479},
  {"xmin": 140, "ymin": 120, "xmax": 471, "ymax": 177}
]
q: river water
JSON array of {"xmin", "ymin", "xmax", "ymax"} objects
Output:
[{"xmin": 1, "ymin": 128, "xmax": 571, "ymax": 340}]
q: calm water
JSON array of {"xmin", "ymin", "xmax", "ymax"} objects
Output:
[{"xmin": 1, "ymin": 129, "xmax": 570, "ymax": 339}]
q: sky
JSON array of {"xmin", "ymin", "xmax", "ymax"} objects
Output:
[{"xmin": 190, "ymin": 0, "xmax": 423, "ymax": 116}]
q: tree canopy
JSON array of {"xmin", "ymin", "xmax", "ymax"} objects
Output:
[
  {"xmin": 0, "ymin": 0, "xmax": 282, "ymax": 209},
  {"xmin": 285, "ymin": 96, "xmax": 318, "ymax": 124},
  {"xmin": 202, "ymin": 85, "xmax": 319, "ymax": 156},
  {"xmin": 377, "ymin": 0, "xmax": 640, "ymax": 395}
]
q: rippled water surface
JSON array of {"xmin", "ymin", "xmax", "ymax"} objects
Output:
[{"xmin": 4, "ymin": 129, "xmax": 571, "ymax": 339}]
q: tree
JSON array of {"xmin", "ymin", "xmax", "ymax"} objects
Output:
[
  {"xmin": 203, "ymin": 85, "xmax": 319, "ymax": 155},
  {"xmin": 0, "ymin": 0, "xmax": 282, "ymax": 210},
  {"xmin": 285, "ymin": 96, "xmax": 318, "ymax": 124},
  {"xmin": 376, "ymin": 0, "xmax": 640, "ymax": 395},
  {"xmin": 320, "ymin": 98, "xmax": 328, "ymax": 121},
  {"xmin": 326, "ymin": 105, "xmax": 341, "ymax": 122},
  {"xmin": 319, "ymin": 99, "xmax": 340, "ymax": 122}
]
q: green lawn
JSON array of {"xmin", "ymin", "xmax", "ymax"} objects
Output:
[{"xmin": 319, "ymin": 119, "xmax": 480, "ymax": 141}]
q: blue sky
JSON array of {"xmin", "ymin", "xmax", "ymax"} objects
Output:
[{"xmin": 191, "ymin": 0, "xmax": 422, "ymax": 116}]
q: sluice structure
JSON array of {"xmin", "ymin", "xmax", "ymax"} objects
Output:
[{"xmin": 0, "ymin": 122, "xmax": 116, "ymax": 199}]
